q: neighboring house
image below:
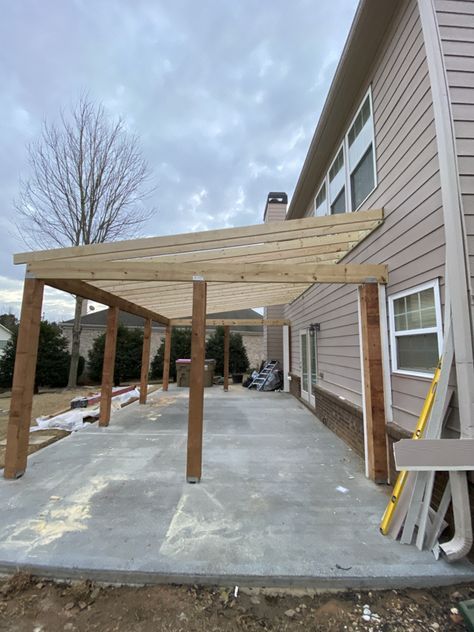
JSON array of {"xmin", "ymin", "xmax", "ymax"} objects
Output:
[
  {"xmin": 0, "ymin": 324, "xmax": 12, "ymax": 357},
  {"xmin": 263, "ymin": 0, "xmax": 474, "ymax": 477},
  {"xmin": 61, "ymin": 308, "xmax": 264, "ymax": 370}
]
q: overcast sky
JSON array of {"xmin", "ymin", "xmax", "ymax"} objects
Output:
[{"xmin": 0, "ymin": 0, "xmax": 358, "ymax": 321}]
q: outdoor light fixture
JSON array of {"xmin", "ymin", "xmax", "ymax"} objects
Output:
[{"xmin": 309, "ymin": 323, "xmax": 320, "ymax": 335}]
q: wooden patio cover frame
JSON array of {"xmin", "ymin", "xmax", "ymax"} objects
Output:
[{"xmin": 5, "ymin": 208, "xmax": 388, "ymax": 484}]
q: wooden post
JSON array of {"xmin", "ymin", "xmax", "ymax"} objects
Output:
[
  {"xmin": 162, "ymin": 324, "xmax": 171, "ymax": 391},
  {"xmin": 139, "ymin": 318, "xmax": 152, "ymax": 404},
  {"xmin": 283, "ymin": 325, "xmax": 290, "ymax": 392},
  {"xmin": 99, "ymin": 306, "xmax": 119, "ymax": 427},
  {"xmin": 186, "ymin": 281, "xmax": 207, "ymax": 482},
  {"xmin": 359, "ymin": 283, "xmax": 388, "ymax": 483},
  {"xmin": 223, "ymin": 325, "xmax": 230, "ymax": 391},
  {"xmin": 4, "ymin": 278, "xmax": 44, "ymax": 479}
]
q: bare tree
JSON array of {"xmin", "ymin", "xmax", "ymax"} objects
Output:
[{"xmin": 16, "ymin": 96, "xmax": 155, "ymax": 388}]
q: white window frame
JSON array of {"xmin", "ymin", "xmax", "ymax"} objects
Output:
[
  {"xmin": 388, "ymin": 279, "xmax": 443, "ymax": 378},
  {"xmin": 311, "ymin": 86, "xmax": 377, "ymax": 217},
  {"xmin": 346, "ymin": 88, "xmax": 377, "ymax": 211},
  {"xmin": 314, "ymin": 181, "xmax": 328, "ymax": 216},
  {"xmin": 328, "ymin": 143, "xmax": 346, "ymax": 214}
]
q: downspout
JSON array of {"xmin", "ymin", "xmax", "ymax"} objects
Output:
[{"xmin": 417, "ymin": 0, "xmax": 474, "ymax": 560}]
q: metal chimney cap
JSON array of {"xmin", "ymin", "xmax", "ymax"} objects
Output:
[{"xmin": 266, "ymin": 192, "xmax": 288, "ymax": 204}]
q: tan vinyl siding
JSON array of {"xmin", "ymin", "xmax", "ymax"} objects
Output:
[
  {"xmin": 287, "ymin": 0, "xmax": 445, "ymax": 432},
  {"xmin": 435, "ymin": 0, "xmax": 474, "ymax": 291},
  {"xmin": 263, "ymin": 305, "xmax": 284, "ymax": 364}
]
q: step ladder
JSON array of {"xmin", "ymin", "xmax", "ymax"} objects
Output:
[{"xmin": 248, "ymin": 360, "xmax": 279, "ymax": 391}]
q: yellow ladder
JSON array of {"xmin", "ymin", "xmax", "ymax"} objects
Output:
[{"xmin": 380, "ymin": 360, "xmax": 442, "ymax": 536}]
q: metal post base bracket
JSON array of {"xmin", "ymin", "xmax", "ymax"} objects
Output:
[{"xmin": 187, "ymin": 476, "xmax": 200, "ymax": 484}]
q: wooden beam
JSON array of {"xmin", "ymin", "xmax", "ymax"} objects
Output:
[
  {"xmin": 169, "ymin": 318, "xmax": 290, "ymax": 326},
  {"xmin": 4, "ymin": 278, "xmax": 44, "ymax": 479},
  {"xmin": 30, "ymin": 261, "xmax": 389, "ymax": 284},
  {"xmin": 223, "ymin": 326, "xmax": 230, "ymax": 392},
  {"xmin": 186, "ymin": 281, "xmax": 207, "ymax": 482},
  {"xmin": 359, "ymin": 283, "xmax": 388, "ymax": 483},
  {"xmin": 99, "ymin": 307, "xmax": 119, "ymax": 427},
  {"xmin": 43, "ymin": 278, "xmax": 169, "ymax": 325},
  {"xmin": 15, "ymin": 209, "xmax": 384, "ymax": 264},
  {"xmin": 139, "ymin": 318, "xmax": 152, "ymax": 404},
  {"xmin": 162, "ymin": 324, "xmax": 172, "ymax": 392}
]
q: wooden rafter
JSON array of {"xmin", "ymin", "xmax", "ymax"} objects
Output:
[
  {"xmin": 15, "ymin": 209, "xmax": 383, "ymax": 264},
  {"xmin": 15, "ymin": 209, "xmax": 385, "ymax": 320},
  {"xmin": 169, "ymin": 318, "xmax": 290, "ymax": 326},
  {"xmin": 28, "ymin": 261, "xmax": 388, "ymax": 284}
]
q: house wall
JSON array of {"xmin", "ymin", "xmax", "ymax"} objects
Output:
[
  {"xmin": 285, "ymin": 0, "xmax": 447, "ymax": 433},
  {"xmin": 435, "ymin": 1, "xmax": 474, "ymax": 288},
  {"xmin": 61, "ymin": 326, "xmax": 264, "ymax": 375},
  {"xmin": 0, "ymin": 327, "xmax": 11, "ymax": 357}
]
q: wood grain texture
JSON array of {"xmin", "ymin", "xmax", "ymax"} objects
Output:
[
  {"xmin": 162, "ymin": 325, "xmax": 171, "ymax": 392},
  {"xmin": 15, "ymin": 209, "xmax": 383, "ymax": 264},
  {"xmin": 29, "ymin": 261, "xmax": 388, "ymax": 285},
  {"xmin": 186, "ymin": 282, "xmax": 207, "ymax": 481},
  {"xmin": 99, "ymin": 307, "xmax": 119, "ymax": 427},
  {"xmin": 223, "ymin": 326, "xmax": 230, "ymax": 392},
  {"xmin": 139, "ymin": 318, "xmax": 152, "ymax": 405},
  {"xmin": 359, "ymin": 283, "xmax": 388, "ymax": 483},
  {"xmin": 4, "ymin": 279, "xmax": 44, "ymax": 479}
]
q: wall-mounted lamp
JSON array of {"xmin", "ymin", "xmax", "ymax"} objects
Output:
[{"xmin": 309, "ymin": 323, "xmax": 320, "ymax": 335}]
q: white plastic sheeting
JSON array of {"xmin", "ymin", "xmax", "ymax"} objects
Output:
[{"xmin": 31, "ymin": 387, "xmax": 141, "ymax": 433}]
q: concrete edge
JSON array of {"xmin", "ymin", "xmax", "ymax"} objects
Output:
[{"xmin": 0, "ymin": 561, "xmax": 472, "ymax": 590}]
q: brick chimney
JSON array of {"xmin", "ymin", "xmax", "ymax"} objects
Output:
[
  {"xmin": 263, "ymin": 192, "xmax": 288, "ymax": 223},
  {"xmin": 263, "ymin": 192, "xmax": 288, "ymax": 365}
]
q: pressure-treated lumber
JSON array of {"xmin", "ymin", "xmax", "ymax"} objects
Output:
[
  {"xmin": 139, "ymin": 318, "xmax": 152, "ymax": 405},
  {"xmin": 44, "ymin": 279, "xmax": 169, "ymax": 325},
  {"xmin": 4, "ymin": 279, "xmax": 44, "ymax": 479},
  {"xmin": 162, "ymin": 324, "xmax": 171, "ymax": 392},
  {"xmin": 394, "ymin": 439, "xmax": 474, "ymax": 471},
  {"xmin": 29, "ymin": 261, "xmax": 388, "ymax": 285},
  {"xmin": 359, "ymin": 283, "xmax": 388, "ymax": 483},
  {"xmin": 15, "ymin": 209, "xmax": 383, "ymax": 264},
  {"xmin": 186, "ymin": 281, "xmax": 207, "ymax": 482},
  {"xmin": 223, "ymin": 326, "xmax": 230, "ymax": 392},
  {"xmin": 99, "ymin": 307, "xmax": 119, "ymax": 427},
  {"xmin": 169, "ymin": 318, "xmax": 290, "ymax": 326}
]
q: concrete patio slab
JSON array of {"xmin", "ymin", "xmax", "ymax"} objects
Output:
[{"xmin": 0, "ymin": 386, "xmax": 472, "ymax": 588}]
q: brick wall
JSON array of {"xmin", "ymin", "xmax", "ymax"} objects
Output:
[
  {"xmin": 313, "ymin": 385, "xmax": 365, "ymax": 458},
  {"xmin": 289, "ymin": 373, "xmax": 301, "ymax": 399}
]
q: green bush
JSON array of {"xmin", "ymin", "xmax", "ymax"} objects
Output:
[
  {"xmin": 150, "ymin": 328, "xmax": 192, "ymax": 381},
  {"xmin": 0, "ymin": 320, "xmax": 81, "ymax": 390},
  {"xmin": 87, "ymin": 325, "xmax": 143, "ymax": 385},
  {"xmin": 205, "ymin": 326, "xmax": 249, "ymax": 375}
]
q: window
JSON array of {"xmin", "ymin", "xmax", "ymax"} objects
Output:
[
  {"xmin": 0, "ymin": 340, "xmax": 6, "ymax": 351},
  {"xmin": 347, "ymin": 94, "xmax": 376, "ymax": 209},
  {"xmin": 388, "ymin": 281, "xmax": 443, "ymax": 377},
  {"xmin": 314, "ymin": 182, "xmax": 327, "ymax": 216},
  {"xmin": 329, "ymin": 147, "xmax": 345, "ymax": 214},
  {"xmin": 311, "ymin": 88, "xmax": 376, "ymax": 217}
]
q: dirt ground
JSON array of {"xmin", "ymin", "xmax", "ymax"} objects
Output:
[
  {"xmin": 0, "ymin": 573, "xmax": 472, "ymax": 632},
  {"xmin": 0, "ymin": 387, "xmax": 100, "ymax": 469}
]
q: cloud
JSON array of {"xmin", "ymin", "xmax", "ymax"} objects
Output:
[{"xmin": 0, "ymin": 0, "xmax": 358, "ymax": 318}]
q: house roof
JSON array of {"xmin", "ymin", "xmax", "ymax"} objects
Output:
[
  {"xmin": 0, "ymin": 323, "xmax": 12, "ymax": 336},
  {"xmin": 62, "ymin": 308, "xmax": 265, "ymax": 332},
  {"xmin": 286, "ymin": 0, "xmax": 400, "ymax": 219}
]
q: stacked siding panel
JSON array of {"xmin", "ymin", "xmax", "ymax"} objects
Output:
[
  {"xmin": 435, "ymin": 1, "xmax": 474, "ymax": 287},
  {"xmin": 286, "ymin": 0, "xmax": 446, "ymax": 432}
]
